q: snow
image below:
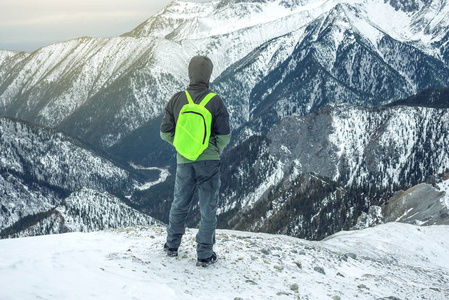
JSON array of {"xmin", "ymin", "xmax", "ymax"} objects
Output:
[
  {"xmin": 131, "ymin": 163, "xmax": 171, "ymax": 191},
  {"xmin": 238, "ymin": 160, "xmax": 284, "ymax": 210},
  {"xmin": 328, "ymin": 105, "xmax": 449, "ymax": 187},
  {"xmin": 395, "ymin": 208, "xmax": 415, "ymax": 222},
  {"xmin": 437, "ymin": 178, "xmax": 449, "ymax": 209},
  {"xmin": 0, "ymin": 223, "xmax": 448, "ymax": 299}
]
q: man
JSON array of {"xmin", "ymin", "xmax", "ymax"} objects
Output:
[{"xmin": 160, "ymin": 56, "xmax": 231, "ymax": 266}]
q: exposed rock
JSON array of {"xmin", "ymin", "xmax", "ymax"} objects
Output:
[
  {"xmin": 383, "ymin": 183, "xmax": 449, "ymax": 225},
  {"xmin": 314, "ymin": 266, "xmax": 326, "ymax": 275}
]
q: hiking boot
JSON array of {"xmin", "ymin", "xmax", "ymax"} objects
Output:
[
  {"xmin": 196, "ymin": 252, "xmax": 217, "ymax": 267},
  {"xmin": 163, "ymin": 243, "xmax": 178, "ymax": 257}
]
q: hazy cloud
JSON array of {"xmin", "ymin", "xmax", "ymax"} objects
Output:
[{"xmin": 0, "ymin": 0, "xmax": 173, "ymax": 52}]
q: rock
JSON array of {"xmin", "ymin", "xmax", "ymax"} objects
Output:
[
  {"xmin": 314, "ymin": 266, "xmax": 326, "ymax": 275},
  {"xmin": 443, "ymin": 172, "xmax": 449, "ymax": 181},
  {"xmin": 346, "ymin": 253, "xmax": 357, "ymax": 260},
  {"xmin": 245, "ymin": 280, "xmax": 258, "ymax": 285},
  {"xmin": 293, "ymin": 261, "xmax": 302, "ymax": 269},
  {"xmin": 383, "ymin": 183, "xmax": 449, "ymax": 225},
  {"xmin": 290, "ymin": 283, "xmax": 299, "ymax": 291},
  {"xmin": 274, "ymin": 265, "xmax": 284, "ymax": 272},
  {"xmin": 358, "ymin": 284, "xmax": 368, "ymax": 289},
  {"xmin": 261, "ymin": 248, "xmax": 271, "ymax": 255},
  {"xmin": 352, "ymin": 206, "xmax": 383, "ymax": 230}
]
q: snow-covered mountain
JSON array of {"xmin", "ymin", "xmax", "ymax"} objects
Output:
[
  {"xmin": 270, "ymin": 104, "xmax": 449, "ymax": 188},
  {"xmin": 2, "ymin": 188, "xmax": 160, "ymax": 238},
  {"xmin": 0, "ymin": 117, "xmax": 159, "ymax": 232},
  {"xmin": 1, "ymin": 223, "xmax": 448, "ymax": 299},
  {"xmin": 1, "ymin": 0, "xmax": 449, "ymax": 152},
  {"xmin": 2, "ymin": 0, "xmax": 449, "ymax": 240},
  {"xmin": 213, "ymin": 0, "xmax": 449, "ymax": 134},
  {"xmin": 211, "ymin": 103, "xmax": 449, "ymax": 238}
]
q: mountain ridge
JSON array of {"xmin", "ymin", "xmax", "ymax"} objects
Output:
[
  {"xmin": 2, "ymin": 0, "xmax": 449, "ymax": 151},
  {"xmin": 1, "ymin": 188, "xmax": 161, "ymax": 239},
  {"xmin": 0, "ymin": 116, "xmax": 160, "ymax": 231}
]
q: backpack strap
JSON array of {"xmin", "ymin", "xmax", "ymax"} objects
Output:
[
  {"xmin": 185, "ymin": 91, "xmax": 216, "ymax": 107},
  {"xmin": 199, "ymin": 92, "xmax": 216, "ymax": 107},
  {"xmin": 185, "ymin": 90, "xmax": 194, "ymax": 105}
]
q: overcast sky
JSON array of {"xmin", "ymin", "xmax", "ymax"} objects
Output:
[{"xmin": 0, "ymin": 0, "xmax": 174, "ymax": 52}]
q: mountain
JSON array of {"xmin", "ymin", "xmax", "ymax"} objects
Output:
[
  {"xmin": 0, "ymin": 117, "xmax": 160, "ymax": 232},
  {"xmin": 1, "ymin": 188, "xmax": 161, "ymax": 238},
  {"xmin": 213, "ymin": 0, "xmax": 449, "ymax": 139},
  {"xmin": 1, "ymin": 0, "xmax": 449, "ymax": 157},
  {"xmin": 267, "ymin": 103, "xmax": 449, "ymax": 188},
  {"xmin": 132, "ymin": 101, "xmax": 449, "ymax": 240},
  {"xmin": 214, "ymin": 103, "xmax": 449, "ymax": 238},
  {"xmin": 2, "ymin": 0, "xmax": 449, "ymax": 240},
  {"xmin": 1, "ymin": 223, "xmax": 448, "ymax": 299}
]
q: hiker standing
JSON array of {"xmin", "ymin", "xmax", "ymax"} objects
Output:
[{"xmin": 160, "ymin": 56, "xmax": 231, "ymax": 266}]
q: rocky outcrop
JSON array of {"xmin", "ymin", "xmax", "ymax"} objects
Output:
[{"xmin": 383, "ymin": 183, "xmax": 449, "ymax": 225}]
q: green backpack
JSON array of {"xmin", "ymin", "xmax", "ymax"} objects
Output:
[{"xmin": 173, "ymin": 90, "xmax": 216, "ymax": 161}]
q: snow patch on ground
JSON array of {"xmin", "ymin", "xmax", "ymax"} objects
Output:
[{"xmin": 1, "ymin": 223, "xmax": 448, "ymax": 300}]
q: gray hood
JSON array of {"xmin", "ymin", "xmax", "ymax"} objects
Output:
[{"xmin": 188, "ymin": 56, "xmax": 213, "ymax": 86}]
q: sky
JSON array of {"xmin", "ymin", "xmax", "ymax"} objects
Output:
[{"xmin": 0, "ymin": 0, "xmax": 174, "ymax": 52}]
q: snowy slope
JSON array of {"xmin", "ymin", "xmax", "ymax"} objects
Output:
[
  {"xmin": 4, "ymin": 188, "xmax": 161, "ymax": 238},
  {"xmin": 267, "ymin": 103, "xmax": 449, "ymax": 188},
  {"xmin": 0, "ymin": 117, "xmax": 148, "ymax": 231},
  {"xmin": 0, "ymin": 117, "xmax": 135, "ymax": 191},
  {"xmin": 211, "ymin": 0, "xmax": 449, "ymax": 143},
  {"xmin": 0, "ymin": 223, "xmax": 448, "ymax": 299}
]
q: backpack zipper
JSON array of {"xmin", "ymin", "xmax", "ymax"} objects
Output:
[{"xmin": 183, "ymin": 111, "xmax": 207, "ymax": 144}]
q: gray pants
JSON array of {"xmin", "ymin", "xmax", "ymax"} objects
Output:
[{"xmin": 166, "ymin": 160, "xmax": 221, "ymax": 259}]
